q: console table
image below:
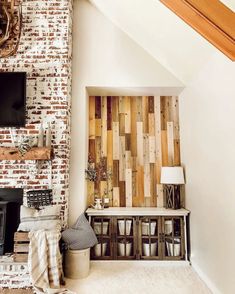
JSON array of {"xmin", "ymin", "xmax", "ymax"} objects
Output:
[{"xmin": 86, "ymin": 207, "xmax": 190, "ymax": 261}]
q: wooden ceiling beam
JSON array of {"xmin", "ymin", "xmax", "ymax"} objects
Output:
[{"xmin": 160, "ymin": 0, "xmax": 235, "ymax": 61}]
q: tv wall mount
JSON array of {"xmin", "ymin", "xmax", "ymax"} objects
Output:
[{"xmin": 0, "ymin": 0, "xmax": 22, "ymax": 58}]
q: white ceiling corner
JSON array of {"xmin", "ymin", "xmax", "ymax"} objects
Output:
[{"xmin": 89, "ymin": 0, "xmax": 217, "ymax": 84}]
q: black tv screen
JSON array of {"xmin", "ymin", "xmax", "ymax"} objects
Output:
[{"xmin": 0, "ymin": 72, "xmax": 26, "ymax": 127}]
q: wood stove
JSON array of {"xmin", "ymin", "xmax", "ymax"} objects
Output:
[{"xmin": 0, "ymin": 188, "xmax": 23, "ymax": 255}]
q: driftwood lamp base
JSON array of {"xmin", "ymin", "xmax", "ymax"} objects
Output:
[{"xmin": 164, "ymin": 184, "xmax": 181, "ymax": 209}]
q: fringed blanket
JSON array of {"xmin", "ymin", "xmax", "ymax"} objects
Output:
[{"xmin": 28, "ymin": 230, "xmax": 74, "ymax": 294}]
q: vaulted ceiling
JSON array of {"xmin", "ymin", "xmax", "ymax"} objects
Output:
[{"xmin": 90, "ymin": 0, "xmax": 234, "ymax": 84}]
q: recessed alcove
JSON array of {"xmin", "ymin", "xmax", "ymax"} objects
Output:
[{"xmin": 85, "ymin": 86, "xmax": 184, "ymax": 209}]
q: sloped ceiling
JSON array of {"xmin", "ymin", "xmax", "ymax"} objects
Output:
[
  {"xmin": 75, "ymin": 0, "xmax": 184, "ymax": 89},
  {"xmin": 89, "ymin": 0, "xmax": 223, "ymax": 84}
]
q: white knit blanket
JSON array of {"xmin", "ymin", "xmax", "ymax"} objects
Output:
[{"xmin": 28, "ymin": 230, "xmax": 74, "ymax": 294}]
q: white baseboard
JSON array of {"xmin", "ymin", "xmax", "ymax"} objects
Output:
[
  {"xmin": 91, "ymin": 260, "xmax": 190, "ymax": 266},
  {"xmin": 191, "ymin": 260, "xmax": 221, "ymax": 294}
]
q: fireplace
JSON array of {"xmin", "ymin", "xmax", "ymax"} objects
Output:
[{"xmin": 0, "ymin": 188, "xmax": 23, "ymax": 255}]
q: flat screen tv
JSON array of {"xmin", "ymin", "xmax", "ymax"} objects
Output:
[{"xmin": 0, "ymin": 72, "xmax": 26, "ymax": 127}]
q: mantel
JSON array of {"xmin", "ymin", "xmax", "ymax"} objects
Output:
[
  {"xmin": 0, "ymin": 147, "xmax": 52, "ymax": 160},
  {"xmin": 86, "ymin": 207, "xmax": 190, "ymax": 217}
]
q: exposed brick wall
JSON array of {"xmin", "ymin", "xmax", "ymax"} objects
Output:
[{"xmin": 0, "ymin": 0, "xmax": 73, "ymax": 227}]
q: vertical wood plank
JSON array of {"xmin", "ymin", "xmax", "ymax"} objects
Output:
[
  {"xmin": 94, "ymin": 181, "xmax": 100, "ymax": 198},
  {"xmin": 112, "ymin": 122, "xmax": 119, "ymax": 160},
  {"xmin": 165, "ymin": 96, "xmax": 173, "ymax": 122},
  {"xmin": 95, "ymin": 119, "xmax": 101, "ymax": 137},
  {"xmin": 150, "ymin": 163, "xmax": 156, "ymax": 206},
  {"xmin": 144, "ymin": 163, "xmax": 151, "ymax": 198},
  {"xmin": 172, "ymin": 96, "xmax": 180, "ymax": 140},
  {"xmin": 113, "ymin": 160, "xmax": 119, "ymax": 187},
  {"xmin": 143, "ymin": 134, "xmax": 149, "ymax": 165},
  {"xmin": 157, "ymin": 184, "xmax": 164, "ymax": 208},
  {"xmin": 137, "ymin": 122, "xmax": 144, "ymax": 166},
  {"xmin": 119, "ymin": 96, "xmax": 125, "ymax": 113},
  {"xmin": 136, "ymin": 166, "xmax": 144, "ymax": 207},
  {"xmin": 119, "ymin": 181, "xmax": 126, "ymax": 207},
  {"xmin": 107, "ymin": 130, "xmax": 113, "ymax": 167},
  {"xmin": 125, "ymin": 150, "xmax": 132, "ymax": 169},
  {"xmin": 154, "ymin": 96, "xmax": 162, "ymax": 184},
  {"xmin": 107, "ymin": 96, "xmax": 112, "ymax": 130},
  {"xmin": 142, "ymin": 96, "xmax": 149, "ymax": 133},
  {"xmin": 132, "ymin": 157, "xmax": 137, "ymax": 174},
  {"xmin": 167, "ymin": 121, "xmax": 174, "ymax": 166},
  {"xmin": 107, "ymin": 127, "xmax": 113, "ymax": 206},
  {"xmin": 119, "ymin": 136, "xmax": 125, "ymax": 181},
  {"xmin": 125, "ymin": 168, "xmax": 132, "ymax": 207},
  {"xmin": 87, "ymin": 178, "xmax": 94, "ymax": 206},
  {"xmin": 100, "ymin": 181, "xmax": 107, "ymax": 199},
  {"xmin": 125, "ymin": 96, "xmax": 131, "ymax": 134},
  {"xmin": 95, "ymin": 136, "xmax": 101, "ymax": 164},
  {"xmin": 132, "ymin": 159, "xmax": 137, "ymax": 206},
  {"xmin": 145, "ymin": 198, "xmax": 151, "ymax": 207},
  {"xmin": 148, "ymin": 96, "xmax": 154, "ymax": 113},
  {"xmin": 101, "ymin": 96, "xmax": 107, "ymax": 157},
  {"xmin": 95, "ymin": 96, "xmax": 101, "ymax": 118},
  {"xmin": 161, "ymin": 130, "xmax": 168, "ymax": 166},
  {"xmin": 149, "ymin": 136, "xmax": 155, "ymax": 164},
  {"xmin": 174, "ymin": 139, "xmax": 181, "ymax": 166},
  {"xmin": 148, "ymin": 113, "xmax": 155, "ymax": 136},
  {"xmin": 113, "ymin": 187, "xmax": 120, "ymax": 207},
  {"xmin": 130, "ymin": 97, "xmax": 137, "ymax": 157},
  {"xmin": 160, "ymin": 96, "xmax": 167, "ymax": 130},
  {"xmin": 89, "ymin": 96, "xmax": 95, "ymax": 139},
  {"xmin": 119, "ymin": 113, "xmax": 125, "ymax": 136},
  {"xmin": 112, "ymin": 96, "xmax": 119, "ymax": 122},
  {"xmin": 125, "ymin": 134, "xmax": 131, "ymax": 151},
  {"xmin": 94, "ymin": 177, "xmax": 99, "ymax": 194},
  {"xmin": 136, "ymin": 96, "xmax": 143, "ymax": 121},
  {"xmin": 89, "ymin": 139, "xmax": 96, "ymax": 163},
  {"xmin": 107, "ymin": 166, "xmax": 113, "ymax": 206}
]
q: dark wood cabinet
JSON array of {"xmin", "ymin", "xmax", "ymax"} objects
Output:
[
  {"xmin": 91, "ymin": 216, "xmax": 137, "ymax": 260},
  {"xmin": 87, "ymin": 208, "xmax": 189, "ymax": 261},
  {"xmin": 161, "ymin": 216, "xmax": 185, "ymax": 260},
  {"xmin": 138, "ymin": 216, "xmax": 161, "ymax": 260},
  {"xmin": 90, "ymin": 216, "xmax": 113, "ymax": 260}
]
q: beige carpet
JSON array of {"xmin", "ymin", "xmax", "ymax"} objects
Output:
[
  {"xmin": 0, "ymin": 290, "xmax": 33, "ymax": 294},
  {"xmin": 66, "ymin": 262, "xmax": 211, "ymax": 294}
]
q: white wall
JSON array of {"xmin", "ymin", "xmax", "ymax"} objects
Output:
[
  {"xmin": 180, "ymin": 52, "xmax": 235, "ymax": 294},
  {"xmin": 90, "ymin": 0, "xmax": 214, "ymax": 84},
  {"xmin": 69, "ymin": 0, "xmax": 183, "ymax": 224}
]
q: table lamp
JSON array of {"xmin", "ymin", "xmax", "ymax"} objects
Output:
[{"xmin": 160, "ymin": 167, "xmax": 185, "ymax": 209}]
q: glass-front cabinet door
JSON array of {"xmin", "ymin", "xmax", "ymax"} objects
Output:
[
  {"xmin": 162, "ymin": 216, "xmax": 185, "ymax": 260},
  {"xmin": 139, "ymin": 217, "xmax": 161, "ymax": 260},
  {"xmin": 91, "ymin": 216, "xmax": 113, "ymax": 260},
  {"xmin": 114, "ymin": 217, "xmax": 137, "ymax": 260},
  {"xmin": 89, "ymin": 213, "xmax": 188, "ymax": 261}
]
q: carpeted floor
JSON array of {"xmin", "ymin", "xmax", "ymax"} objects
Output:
[
  {"xmin": 0, "ymin": 290, "xmax": 33, "ymax": 294},
  {"xmin": 66, "ymin": 262, "xmax": 212, "ymax": 294}
]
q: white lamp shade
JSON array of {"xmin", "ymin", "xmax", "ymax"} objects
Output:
[{"xmin": 160, "ymin": 167, "xmax": 185, "ymax": 184}]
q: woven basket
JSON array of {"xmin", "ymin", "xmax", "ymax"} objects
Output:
[{"xmin": 26, "ymin": 189, "xmax": 52, "ymax": 209}]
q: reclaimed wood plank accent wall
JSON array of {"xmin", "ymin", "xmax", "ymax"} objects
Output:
[{"xmin": 88, "ymin": 96, "xmax": 181, "ymax": 207}]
